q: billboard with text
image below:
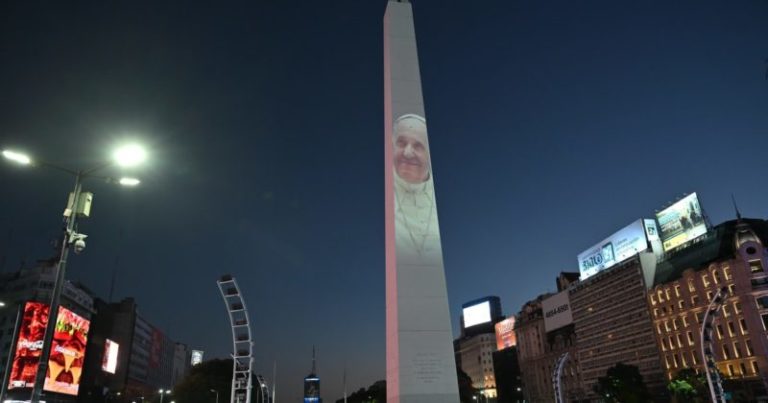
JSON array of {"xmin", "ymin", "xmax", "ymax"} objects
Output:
[
  {"xmin": 8, "ymin": 302, "xmax": 90, "ymax": 396},
  {"xmin": 543, "ymin": 291, "xmax": 573, "ymax": 332},
  {"xmin": 495, "ymin": 318, "xmax": 516, "ymax": 350},
  {"xmin": 656, "ymin": 193, "xmax": 706, "ymax": 252},
  {"xmin": 578, "ymin": 219, "xmax": 650, "ymax": 280}
]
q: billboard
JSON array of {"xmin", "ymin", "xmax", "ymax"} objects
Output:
[
  {"xmin": 656, "ymin": 193, "xmax": 707, "ymax": 252},
  {"xmin": 542, "ymin": 291, "xmax": 573, "ymax": 332},
  {"xmin": 101, "ymin": 339, "xmax": 119, "ymax": 374},
  {"xmin": 463, "ymin": 301, "xmax": 491, "ymax": 328},
  {"xmin": 44, "ymin": 305, "xmax": 90, "ymax": 395},
  {"xmin": 495, "ymin": 317, "xmax": 516, "ymax": 350},
  {"xmin": 191, "ymin": 350, "xmax": 204, "ymax": 366},
  {"xmin": 8, "ymin": 302, "xmax": 49, "ymax": 391},
  {"xmin": 8, "ymin": 302, "xmax": 90, "ymax": 396},
  {"xmin": 578, "ymin": 219, "xmax": 650, "ymax": 280}
]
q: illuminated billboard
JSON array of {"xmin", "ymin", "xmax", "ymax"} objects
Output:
[
  {"xmin": 463, "ymin": 301, "xmax": 491, "ymax": 328},
  {"xmin": 8, "ymin": 302, "xmax": 90, "ymax": 396},
  {"xmin": 45, "ymin": 306, "xmax": 90, "ymax": 395},
  {"xmin": 8, "ymin": 302, "xmax": 49, "ymax": 391},
  {"xmin": 578, "ymin": 219, "xmax": 650, "ymax": 280},
  {"xmin": 656, "ymin": 193, "xmax": 707, "ymax": 252},
  {"xmin": 191, "ymin": 350, "xmax": 204, "ymax": 366},
  {"xmin": 542, "ymin": 291, "xmax": 573, "ymax": 332},
  {"xmin": 102, "ymin": 339, "xmax": 119, "ymax": 374},
  {"xmin": 495, "ymin": 318, "xmax": 516, "ymax": 350}
]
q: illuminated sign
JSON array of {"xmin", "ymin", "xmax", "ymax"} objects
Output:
[
  {"xmin": 8, "ymin": 302, "xmax": 49, "ymax": 391},
  {"xmin": 102, "ymin": 339, "xmax": 119, "ymax": 374},
  {"xmin": 542, "ymin": 291, "xmax": 573, "ymax": 332},
  {"xmin": 578, "ymin": 219, "xmax": 650, "ymax": 280},
  {"xmin": 656, "ymin": 193, "xmax": 707, "ymax": 252},
  {"xmin": 44, "ymin": 306, "xmax": 90, "ymax": 395},
  {"xmin": 8, "ymin": 302, "xmax": 91, "ymax": 396},
  {"xmin": 191, "ymin": 350, "xmax": 204, "ymax": 366},
  {"xmin": 495, "ymin": 318, "xmax": 516, "ymax": 350},
  {"xmin": 463, "ymin": 301, "xmax": 491, "ymax": 328}
]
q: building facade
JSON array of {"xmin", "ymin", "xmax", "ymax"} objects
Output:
[
  {"xmin": 570, "ymin": 255, "xmax": 667, "ymax": 400},
  {"xmin": 650, "ymin": 218, "xmax": 768, "ymax": 399}
]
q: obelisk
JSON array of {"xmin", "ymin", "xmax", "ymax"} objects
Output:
[{"xmin": 384, "ymin": 1, "xmax": 460, "ymax": 402}]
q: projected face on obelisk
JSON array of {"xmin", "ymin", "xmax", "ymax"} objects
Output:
[{"xmin": 392, "ymin": 114, "xmax": 441, "ymax": 262}]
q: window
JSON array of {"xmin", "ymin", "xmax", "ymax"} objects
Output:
[
  {"xmin": 677, "ymin": 334, "xmax": 684, "ymax": 348},
  {"xmin": 750, "ymin": 260, "xmax": 764, "ymax": 273},
  {"xmin": 728, "ymin": 364, "xmax": 735, "ymax": 377},
  {"xmin": 691, "ymin": 353, "xmax": 698, "ymax": 365},
  {"xmin": 723, "ymin": 345, "xmax": 731, "ymax": 359},
  {"xmin": 740, "ymin": 318, "xmax": 748, "ymax": 335},
  {"xmin": 724, "ymin": 267, "xmax": 732, "ymax": 280},
  {"xmin": 658, "ymin": 290, "xmax": 665, "ymax": 302},
  {"xmin": 752, "ymin": 361, "xmax": 760, "ymax": 374},
  {"xmin": 703, "ymin": 274, "xmax": 711, "ymax": 287},
  {"xmin": 682, "ymin": 315, "xmax": 689, "ymax": 327},
  {"xmin": 713, "ymin": 270, "xmax": 721, "ymax": 284},
  {"xmin": 673, "ymin": 319, "xmax": 680, "ymax": 330},
  {"xmin": 672, "ymin": 353, "xmax": 679, "ymax": 368},
  {"xmin": 757, "ymin": 296, "xmax": 768, "ymax": 309},
  {"xmin": 707, "ymin": 291, "xmax": 714, "ymax": 301},
  {"xmin": 665, "ymin": 288, "xmax": 672, "ymax": 300},
  {"xmin": 654, "ymin": 308, "xmax": 660, "ymax": 318},
  {"xmin": 657, "ymin": 324, "xmax": 662, "ymax": 334},
  {"xmin": 696, "ymin": 312, "xmax": 704, "ymax": 323},
  {"xmin": 687, "ymin": 331, "xmax": 695, "ymax": 346},
  {"xmin": 665, "ymin": 320, "xmax": 671, "ymax": 332},
  {"xmin": 741, "ymin": 362, "xmax": 748, "ymax": 376},
  {"xmin": 681, "ymin": 352, "xmax": 688, "ymax": 367},
  {"xmin": 661, "ymin": 337, "xmax": 667, "ymax": 351},
  {"xmin": 692, "ymin": 295, "xmax": 699, "ymax": 306},
  {"xmin": 746, "ymin": 340, "xmax": 754, "ymax": 356},
  {"xmin": 679, "ymin": 300, "xmax": 685, "ymax": 309},
  {"xmin": 734, "ymin": 342, "xmax": 741, "ymax": 358},
  {"xmin": 734, "ymin": 301, "xmax": 742, "ymax": 314},
  {"xmin": 723, "ymin": 305, "xmax": 730, "ymax": 318},
  {"xmin": 651, "ymin": 294, "xmax": 657, "ymax": 305},
  {"xmin": 762, "ymin": 314, "xmax": 768, "ymax": 330},
  {"xmin": 688, "ymin": 280, "xmax": 696, "ymax": 292},
  {"xmin": 716, "ymin": 324, "xmax": 724, "ymax": 339},
  {"xmin": 669, "ymin": 336, "xmax": 676, "ymax": 350},
  {"xmin": 675, "ymin": 285, "xmax": 681, "ymax": 297},
  {"xmin": 729, "ymin": 284, "xmax": 736, "ymax": 295}
]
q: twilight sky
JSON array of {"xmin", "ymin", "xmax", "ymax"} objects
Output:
[{"xmin": 1, "ymin": 0, "xmax": 767, "ymax": 400}]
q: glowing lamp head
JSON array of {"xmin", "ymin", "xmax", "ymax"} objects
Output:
[
  {"xmin": 114, "ymin": 144, "xmax": 147, "ymax": 167},
  {"xmin": 2, "ymin": 150, "xmax": 32, "ymax": 165},
  {"xmin": 119, "ymin": 177, "xmax": 141, "ymax": 187}
]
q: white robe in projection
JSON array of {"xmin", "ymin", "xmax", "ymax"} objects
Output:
[{"xmin": 394, "ymin": 171, "xmax": 443, "ymax": 266}]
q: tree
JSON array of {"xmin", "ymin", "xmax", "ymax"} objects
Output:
[
  {"xmin": 172, "ymin": 359, "xmax": 233, "ymax": 403},
  {"xmin": 668, "ymin": 368, "xmax": 707, "ymax": 402},
  {"xmin": 457, "ymin": 368, "xmax": 479, "ymax": 403},
  {"xmin": 593, "ymin": 363, "xmax": 651, "ymax": 403}
]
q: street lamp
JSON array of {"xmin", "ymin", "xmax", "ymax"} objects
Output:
[
  {"xmin": 159, "ymin": 389, "xmax": 171, "ymax": 403},
  {"xmin": 3, "ymin": 144, "xmax": 147, "ymax": 403},
  {"xmin": 210, "ymin": 389, "xmax": 219, "ymax": 403}
]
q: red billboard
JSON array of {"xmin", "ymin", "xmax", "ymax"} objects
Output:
[
  {"xmin": 8, "ymin": 302, "xmax": 49, "ymax": 390},
  {"xmin": 7, "ymin": 302, "xmax": 90, "ymax": 396},
  {"xmin": 495, "ymin": 317, "xmax": 516, "ymax": 350}
]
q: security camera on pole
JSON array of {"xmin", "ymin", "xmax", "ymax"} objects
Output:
[{"xmin": 2, "ymin": 144, "xmax": 147, "ymax": 403}]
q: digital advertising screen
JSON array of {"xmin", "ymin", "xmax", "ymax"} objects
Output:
[
  {"xmin": 101, "ymin": 339, "xmax": 119, "ymax": 374},
  {"xmin": 495, "ymin": 317, "xmax": 516, "ymax": 350},
  {"xmin": 656, "ymin": 193, "xmax": 707, "ymax": 252},
  {"xmin": 463, "ymin": 301, "xmax": 491, "ymax": 328},
  {"xmin": 8, "ymin": 302, "xmax": 90, "ymax": 396},
  {"xmin": 44, "ymin": 306, "xmax": 90, "ymax": 395},
  {"xmin": 578, "ymin": 219, "xmax": 650, "ymax": 280},
  {"xmin": 8, "ymin": 302, "xmax": 49, "ymax": 391},
  {"xmin": 191, "ymin": 350, "xmax": 204, "ymax": 366}
]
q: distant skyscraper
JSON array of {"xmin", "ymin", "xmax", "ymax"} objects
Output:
[
  {"xmin": 384, "ymin": 1, "xmax": 460, "ymax": 402},
  {"xmin": 304, "ymin": 347, "xmax": 321, "ymax": 403}
]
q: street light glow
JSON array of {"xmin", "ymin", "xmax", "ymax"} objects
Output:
[
  {"xmin": 0, "ymin": 301, "xmax": 6, "ymax": 307},
  {"xmin": 119, "ymin": 177, "xmax": 141, "ymax": 186},
  {"xmin": 2, "ymin": 150, "xmax": 32, "ymax": 165},
  {"xmin": 114, "ymin": 144, "xmax": 147, "ymax": 167}
]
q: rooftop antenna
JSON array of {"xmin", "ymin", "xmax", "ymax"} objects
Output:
[
  {"xmin": 732, "ymin": 194, "xmax": 742, "ymax": 220},
  {"xmin": 343, "ymin": 363, "xmax": 347, "ymax": 403},
  {"xmin": 312, "ymin": 345, "xmax": 317, "ymax": 374}
]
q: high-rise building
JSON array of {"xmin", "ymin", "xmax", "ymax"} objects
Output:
[
  {"xmin": 454, "ymin": 296, "xmax": 505, "ymax": 399},
  {"xmin": 304, "ymin": 347, "xmax": 321, "ymax": 403},
  {"xmin": 649, "ymin": 218, "xmax": 768, "ymax": 399},
  {"xmin": 383, "ymin": 1, "xmax": 459, "ymax": 401}
]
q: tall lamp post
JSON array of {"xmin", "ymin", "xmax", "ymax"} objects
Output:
[
  {"xmin": 2, "ymin": 144, "xmax": 146, "ymax": 403},
  {"xmin": 159, "ymin": 389, "xmax": 171, "ymax": 403},
  {"xmin": 210, "ymin": 389, "xmax": 219, "ymax": 403}
]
